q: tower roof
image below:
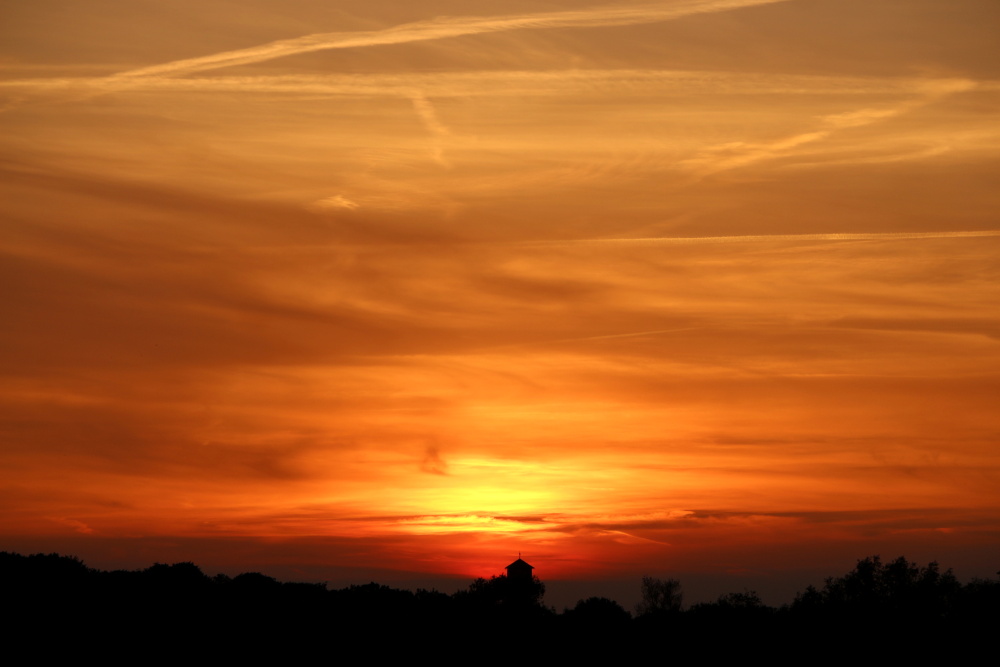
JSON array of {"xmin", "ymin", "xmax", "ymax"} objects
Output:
[{"xmin": 505, "ymin": 557, "xmax": 534, "ymax": 571}]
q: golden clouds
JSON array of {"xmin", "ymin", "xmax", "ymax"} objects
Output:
[{"xmin": 1, "ymin": 0, "xmax": 999, "ymax": 587}]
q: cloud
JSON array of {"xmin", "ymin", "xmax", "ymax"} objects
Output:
[
  {"xmin": 8, "ymin": 70, "xmax": 969, "ymax": 99},
  {"xmin": 408, "ymin": 93, "xmax": 450, "ymax": 137},
  {"xmin": 830, "ymin": 316, "xmax": 1000, "ymax": 341},
  {"xmin": 111, "ymin": 0, "xmax": 797, "ymax": 79},
  {"xmin": 535, "ymin": 230, "xmax": 1000, "ymax": 247},
  {"xmin": 408, "ymin": 92, "xmax": 451, "ymax": 167},
  {"xmin": 311, "ymin": 194, "xmax": 361, "ymax": 211},
  {"xmin": 681, "ymin": 78, "xmax": 977, "ymax": 176},
  {"xmin": 52, "ymin": 518, "xmax": 96, "ymax": 535},
  {"xmin": 421, "ymin": 447, "xmax": 449, "ymax": 476}
]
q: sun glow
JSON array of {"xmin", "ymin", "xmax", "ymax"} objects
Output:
[{"xmin": 2, "ymin": 0, "xmax": 999, "ymax": 590}]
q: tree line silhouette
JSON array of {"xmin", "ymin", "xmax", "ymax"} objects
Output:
[{"xmin": 3, "ymin": 551, "xmax": 996, "ymax": 659}]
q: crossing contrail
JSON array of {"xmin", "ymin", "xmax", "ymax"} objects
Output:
[
  {"xmin": 111, "ymin": 0, "xmax": 797, "ymax": 79},
  {"xmin": 539, "ymin": 230, "xmax": 1000, "ymax": 246}
]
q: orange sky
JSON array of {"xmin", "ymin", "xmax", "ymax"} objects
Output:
[{"xmin": 2, "ymin": 0, "xmax": 999, "ymax": 603}]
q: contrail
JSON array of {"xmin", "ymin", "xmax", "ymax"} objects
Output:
[
  {"xmin": 541, "ymin": 230, "xmax": 1000, "ymax": 246},
  {"xmin": 111, "ymin": 0, "xmax": 796, "ymax": 79},
  {"xmin": 681, "ymin": 78, "xmax": 977, "ymax": 177},
  {"xmin": 6, "ymin": 70, "xmax": 966, "ymax": 98}
]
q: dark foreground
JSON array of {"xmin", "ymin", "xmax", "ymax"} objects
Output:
[{"xmin": 4, "ymin": 552, "xmax": 996, "ymax": 661}]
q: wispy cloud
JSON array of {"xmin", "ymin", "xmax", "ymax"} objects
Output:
[
  {"xmin": 6, "ymin": 69, "xmax": 984, "ymax": 176},
  {"xmin": 111, "ymin": 0, "xmax": 796, "ymax": 79},
  {"xmin": 681, "ymin": 78, "xmax": 977, "ymax": 176},
  {"xmin": 420, "ymin": 447, "xmax": 450, "ymax": 476},
  {"xmin": 8, "ymin": 70, "xmax": 971, "ymax": 98},
  {"xmin": 537, "ymin": 230, "xmax": 1000, "ymax": 247},
  {"xmin": 408, "ymin": 92, "xmax": 452, "ymax": 167}
]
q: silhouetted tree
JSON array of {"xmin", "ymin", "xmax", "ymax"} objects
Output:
[
  {"xmin": 690, "ymin": 589, "xmax": 768, "ymax": 613},
  {"xmin": 794, "ymin": 555, "xmax": 961, "ymax": 621},
  {"xmin": 5, "ymin": 548, "xmax": 994, "ymax": 659},
  {"xmin": 565, "ymin": 596, "xmax": 631, "ymax": 626},
  {"xmin": 635, "ymin": 576, "xmax": 683, "ymax": 616},
  {"xmin": 461, "ymin": 573, "xmax": 546, "ymax": 610},
  {"xmin": 687, "ymin": 588, "xmax": 773, "ymax": 634}
]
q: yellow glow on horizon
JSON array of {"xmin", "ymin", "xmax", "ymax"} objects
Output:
[{"xmin": 2, "ymin": 0, "xmax": 999, "ymax": 584}]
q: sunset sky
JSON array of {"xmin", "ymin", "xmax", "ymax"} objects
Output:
[{"xmin": 2, "ymin": 0, "xmax": 998, "ymax": 607}]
